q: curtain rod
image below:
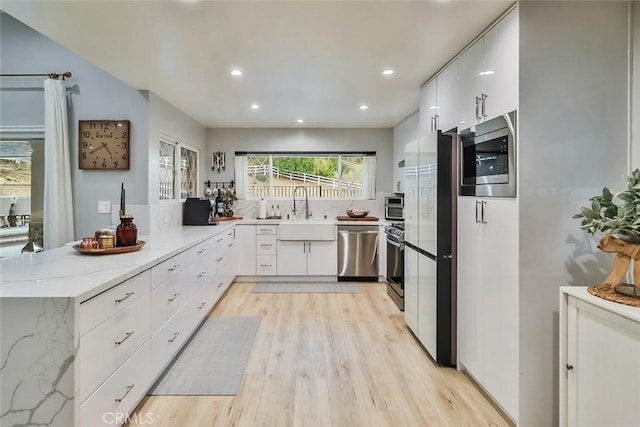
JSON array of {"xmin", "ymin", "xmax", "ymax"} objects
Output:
[{"xmin": 0, "ymin": 71, "xmax": 72, "ymax": 80}]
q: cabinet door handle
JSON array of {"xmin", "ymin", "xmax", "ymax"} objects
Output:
[
  {"xmin": 197, "ymin": 271, "xmax": 206, "ymax": 278},
  {"xmin": 217, "ymin": 238, "xmax": 224, "ymax": 242},
  {"xmin": 168, "ymin": 332, "xmax": 180, "ymax": 343},
  {"xmin": 481, "ymin": 93, "xmax": 487, "ymax": 118},
  {"xmin": 475, "ymin": 201, "xmax": 480, "ymax": 223},
  {"xmin": 303, "ymin": 241, "xmax": 306, "ymax": 253},
  {"xmin": 217, "ymin": 257, "xmax": 223, "ymax": 262},
  {"xmin": 115, "ymin": 331, "xmax": 134, "ymax": 346},
  {"xmin": 308, "ymin": 241, "xmax": 311, "ymax": 253},
  {"xmin": 217, "ymin": 282, "xmax": 224, "ymax": 288},
  {"xmin": 168, "ymin": 293, "xmax": 180, "ymax": 302},
  {"xmin": 397, "ymin": 181, "xmax": 401, "ymax": 192},
  {"xmin": 475, "ymin": 96, "xmax": 481, "ymax": 120},
  {"xmin": 115, "ymin": 384, "xmax": 135, "ymax": 403},
  {"xmin": 434, "ymin": 114, "xmax": 439, "ymax": 131},
  {"xmin": 198, "ymin": 302, "xmax": 207, "ymax": 309},
  {"xmin": 481, "ymin": 201, "xmax": 487, "ymax": 224},
  {"xmin": 566, "ymin": 364, "xmax": 574, "ymax": 371},
  {"xmin": 197, "ymin": 249, "xmax": 206, "ymax": 254},
  {"xmin": 114, "ymin": 292, "xmax": 134, "ymax": 304},
  {"xmin": 168, "ymin": 264, "xmax": 180, "ymax": 272}
]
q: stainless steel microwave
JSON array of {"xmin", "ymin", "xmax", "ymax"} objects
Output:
[
  {"xmin": 459, "ymin": 110, "xmax": 516, "ymax": 197},
  {"xmin": 385, "ymin": 196, "xmax": 404, "ymax": 220}
]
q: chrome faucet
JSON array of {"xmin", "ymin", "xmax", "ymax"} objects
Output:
[{"xmin": 292, "ymin": 186, "xmax": 311, "ymax": 219}]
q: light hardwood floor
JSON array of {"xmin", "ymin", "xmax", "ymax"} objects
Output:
[{"xmin": 127, "ymin": 282, "xmax": 512, "ymax": 427}]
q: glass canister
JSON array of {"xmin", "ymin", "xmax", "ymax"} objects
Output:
[{"xmin": 116, "ymin": 215, "xmax": 138, "ymax": 247}]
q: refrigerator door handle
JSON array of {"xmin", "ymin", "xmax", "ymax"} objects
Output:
[
  {"xmin": 475, "ymin": 200, "xmax": 480, "ymax": 223},
  {"xmin": 481, "ymin": 201, "xmax": 488, "ymax": 224}
]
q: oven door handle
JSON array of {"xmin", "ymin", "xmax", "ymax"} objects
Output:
[{"xmin": 386, "ymin": 238, "xmax": 403, "ymax": 249}]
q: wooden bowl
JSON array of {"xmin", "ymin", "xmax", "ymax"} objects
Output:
[{"xmin": 346, "ymin": 210, "xmax": 369, "ymax": 218}]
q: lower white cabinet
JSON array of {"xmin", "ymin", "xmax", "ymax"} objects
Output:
[
  {"xmin": 276, "ymin": 240, "xmax": 337, "ymax": 275},
  {"xmin": 457, "ymin": 197, "xmax": 518, "ymax": 421},
  {"xmin": 560, "ymin": 288, "xmax": 640, "ymax": 427}
]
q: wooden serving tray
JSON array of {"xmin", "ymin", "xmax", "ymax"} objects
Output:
[
  {"xmin": 73, "ymin": 240, "xmax": 146, "ymax": 255},
  {"xmin": 336, "ymin": 216, "xmax": 379, "ymax": 221},
  {"xmin": 215, "ymin": 216, "xmax": 243, "ymax": 222}
]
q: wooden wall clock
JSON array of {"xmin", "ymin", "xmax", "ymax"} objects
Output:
[{"xmin": 79, "ymin": 120, "xmax": 130, "ymax": 170}]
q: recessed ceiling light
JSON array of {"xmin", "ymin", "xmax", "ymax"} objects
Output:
[
  {"xmin": 230, "ymin": 69, "xmax": 243, "ymax": 77},
  {"xmin": 381, "ymin": 68, "xmax": 395, "ymax": 76},
  {"xmin": 250, "ymin": 104, "xmax": 260, "ymax": 110},
  {"xmin": 359, "ymin": 105, "xmax": 369, "ymax": 110},
  {"xmin": 297, "ymin": 119, "xmax": 304, "ymax": 123},
  {"xmin": 479, "ymin": 70, "xmax": 495, "ymax": 76},
  {"xmin": 429, "ymin": 105, "xmax": 440, "ymax": 110}
]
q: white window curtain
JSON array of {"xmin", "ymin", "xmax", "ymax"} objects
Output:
[
  {"xmin": 234, "ymin": 155, "xmax": 246, "ymax": 200},
  {"xmin": 363, "ymin": 155, "xmax": 376, "ymax": 199},
  {"xmin": 43, "ymin": 78, "xmax": 74, "ymax": 249}
]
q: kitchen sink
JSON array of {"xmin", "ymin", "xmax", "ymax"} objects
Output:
[{"xmin": 278, "ymin": 219, "xmax": 336, "ymax": 241}]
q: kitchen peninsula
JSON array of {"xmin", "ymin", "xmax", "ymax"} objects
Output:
[{"xmin": 0, "ymin": 222, "xmax": 239, "ymax": 426}]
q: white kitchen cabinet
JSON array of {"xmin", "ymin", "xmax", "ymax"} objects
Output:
[
  {"xmin": 420, "ymin": 80, "xmax": 438, "ymax": 135},
  {"xmin": 457, "ymin": 197, "xmax": 518, "ymax": 421},
  {"xmin": 392, "ymin": 112, "xmax": 419, "ymax": 194},
  {"xmin": 277, "ymin": 239, "xmax": 337, "ymax": 276},
  {"xmin": 451, "ymin": 8, "xmax": 518, "ymax": 127},
  {"xmin": 560, "ymin": 288, "xmax": 640, "ymax": 427},
  {"xmin": 436, "ymin": 59, "xmax": 460, "ymax": 132}
]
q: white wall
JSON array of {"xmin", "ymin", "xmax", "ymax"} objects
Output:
[
  {"xmin": 145, "ymin": 92, "xmax": 207, "ymax": 233},
  {"xmin": 206, "ymin": 128, "xmax": 393, "ymax": 218},
  {"xmin": 518, "ymin": 2, "xmax": 630, "ymax": 426}
]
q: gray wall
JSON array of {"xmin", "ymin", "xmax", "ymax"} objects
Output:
[
  {"xmin": 0, "ymin": 12, "xmax": 150, "ymax": 239},
  {"xmin": 518, "ymin": 2, "xmax": 630, "ymax": 426},
  {"xmin": 206, "ymin": 127, "xmax": 393, "ymax": 194}
]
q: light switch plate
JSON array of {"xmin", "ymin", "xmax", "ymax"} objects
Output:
[{"xmin": 98, "ymin": 201, "xmax": 111, "ymax": 214}]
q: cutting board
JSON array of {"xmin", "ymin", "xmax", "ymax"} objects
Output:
[{"xmin": 336, "ymin": 216, "xmax": 379, "ymax": 221}]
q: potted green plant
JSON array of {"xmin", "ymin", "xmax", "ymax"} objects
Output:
[{"xmin": 574, "ymin": 169, "xmax": 640, "ymax": 297}]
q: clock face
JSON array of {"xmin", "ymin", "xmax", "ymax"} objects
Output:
[{"xmin": 79, "ymin": 120, "xmax": 130, "ymax": 170}]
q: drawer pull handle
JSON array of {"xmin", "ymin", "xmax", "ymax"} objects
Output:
[
  {"xmin": 228, "ymin": 232, "xmax": 233, "ymax": 236},
  {"xmin": 115, "ymin": 331, "xmax": 134, "ymax": 346},
  {"xmin": 168, "ymin": 264, "xmax": 180, "ymax": 272},
  {"xmin": 198, "ymin": 249, "xmax": 206, "ymax": 254},
  {"xmin": 114, "ymin": 292, "xmax": 134, "ymax": 304},
  {"xmin": 217, "ymin": 238, "xmax": 223, "ymax": 243},
  {"xmin": 217, "ymin": 282, "xmax": 223, "ymax": 288},
  {"xmin": 115, "ymin": 384, "xmax": 135, "ymax": 403},
  {"xmin": 168, "ymin": 293, "xmax": 180, "ymax": 302},
  {"xmin": 217, "ymin": 257, "xmax": 223, "ymax": 262},
  {"xmin": 197, "ymin": 271, "xmax": 207, "ymax": 278},
  {"xmin": 260, "ymin": 264, "xmax": 272, "ymax": 268},
  {"xmin": 566, "ymin": 364, "xmax": 574, "ymax": 371},
  {"xmin": 227, "ymin": 243, "xmax": 233, "ymax": 247},
  {"xmin": 168, "ymin": 332, "xmax": 181, "ymax": 343},
  {"xmin": 261, "ymin": 244, "xmax": 271, "ymax": 247},
  {"xmin": 198, "ymin": 302, "xmax": 207, "ymax": 309}
]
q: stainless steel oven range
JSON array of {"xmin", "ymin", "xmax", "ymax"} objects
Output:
[{"xmin": 384, "ymin": 223, "xmax": 404, "ymax": 310}]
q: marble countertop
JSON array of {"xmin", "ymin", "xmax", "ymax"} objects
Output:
[
  {"xmin": 238, "ymin": 218, "xmax": 388, "ymax": 226},
  {"xmin": 0, "ymin": 222, "xmax": 238, "ymax": 300},
  {"xmin": 560, "ymin": 286, "xmax": 640, "ymax": 323}
]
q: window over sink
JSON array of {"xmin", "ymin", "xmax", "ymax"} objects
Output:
[{"xmin": 233, "ymin": 152, "xmax": 376, "ymax": 200}]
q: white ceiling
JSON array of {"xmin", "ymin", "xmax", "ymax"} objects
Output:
[{"xmin": 1, "ymin": 0, "xmax": 513, "ymax": 128}]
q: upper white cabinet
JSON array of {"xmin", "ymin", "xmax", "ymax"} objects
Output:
[
  {"xmin": 439, "ymin": 8, "xmax": 519, "ymax": 129},
  {"xmin": 420, "ymin": 80, "xmax": 438, "ymax": 135},
  {"xmin": 392, "ymin": 112, "xmax": 419, "ymax": 194}
]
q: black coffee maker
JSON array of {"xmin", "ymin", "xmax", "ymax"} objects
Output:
[{"xmin": 183, "ymin": 198, "xmax": 216, "ymax": 225}]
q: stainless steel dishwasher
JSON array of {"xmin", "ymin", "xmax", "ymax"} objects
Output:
[{"xmin": 337, "ymin": 225, "xmax": 379, "ymax": 281}]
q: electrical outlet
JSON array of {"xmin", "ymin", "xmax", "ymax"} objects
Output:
[{"xmin": 98, "ymin": 201, "xmax": 111, "ymax": 214}]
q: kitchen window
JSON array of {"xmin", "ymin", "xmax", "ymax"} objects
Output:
[
  {"xmin": 234, "ymin": 152, "xmax": 376, "ymax": 200},
  {"xmin": 159, "ymin": 139, "xmax": 198, "ymax": 201}
]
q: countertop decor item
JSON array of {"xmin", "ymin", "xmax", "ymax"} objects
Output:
[
  {"xmin": 116, "ymin": 215, "xmax": 137, "ymax": 246},
  {"xmin": 574, "ymin": 169, "xmax": 640, "ymax": 300},
  {"xmin": 346, "ymin": 209, "xmax": 369, "ymax": 218},
  {"xmin": 73, "ymin": 240, "xmax": 145, "ymax": 255},
  {"xmin": 79, "ymin": 120, "xmax": 130, "ymax": 170}
]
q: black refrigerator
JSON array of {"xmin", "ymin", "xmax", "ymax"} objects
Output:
[{"xmin": 404, "ymin": 130, "xmax": 456, "ymax": 366}]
